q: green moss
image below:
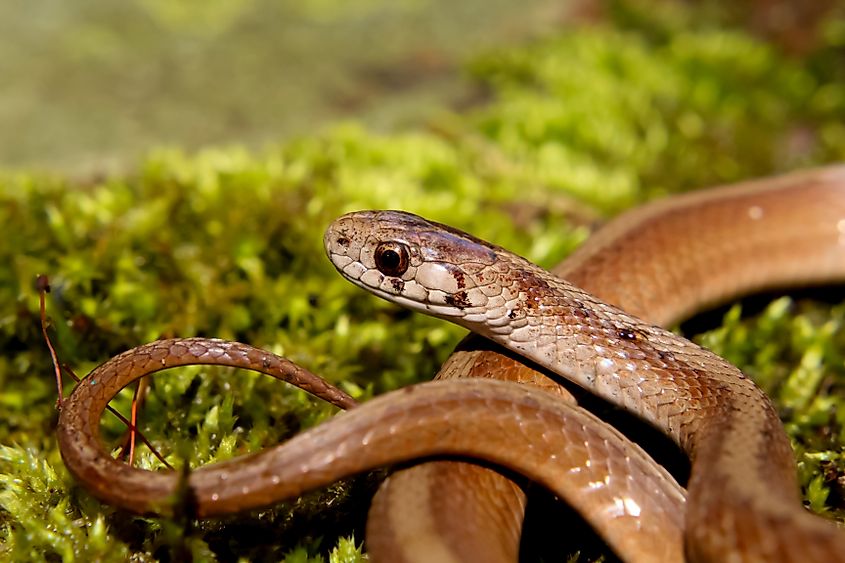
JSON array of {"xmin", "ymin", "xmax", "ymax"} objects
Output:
[
  {"xmin": 2, "ymin": 4, "xmax": 845, "ymax": 561},
  {"xmin": 698, "ymin": 298, "xmax": 845, "ymax": 522}
]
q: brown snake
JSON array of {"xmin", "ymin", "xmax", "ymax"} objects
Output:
[{"xmin": 57, "ymin": 166, "xmax": 845, "ymax": 561}]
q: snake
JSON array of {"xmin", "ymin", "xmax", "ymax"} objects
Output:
[{"xmin": 56, "ymin": 166, "xmax": 845, "ymax": 562}]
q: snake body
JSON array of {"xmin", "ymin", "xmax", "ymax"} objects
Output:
[
  {"xmin": 57, "ymin": 167, "xmax": 845, "ymax": 561},
  {"xmin": 365, "ymin": 166, "xmax": 845, "ymax": 562}
]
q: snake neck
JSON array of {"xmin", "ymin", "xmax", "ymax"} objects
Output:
[
  {"xmin": 453, "ymin": 259, "xmax": 783, "ymax": 454},
  {"xmin": 454, "ymin": 264, "xmax": 841, "ymax": 558}
]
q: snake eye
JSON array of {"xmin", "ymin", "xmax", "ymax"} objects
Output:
[{"xmin": 374, "ymin": 242, "xmax": 410, "ymax": 276}]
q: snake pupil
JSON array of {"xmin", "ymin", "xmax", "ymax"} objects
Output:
[
  {"xmin": 375, "ymin": 242, "xmax": 410, "ymax": 276},
  {"xmin": 382, "ymin": 250, "xmax": 400, "ymax": 268}
]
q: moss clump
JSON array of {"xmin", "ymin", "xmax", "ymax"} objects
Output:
[{"xmin": 2, "ymin": 4, "xmax": 845, "ymax": 562}]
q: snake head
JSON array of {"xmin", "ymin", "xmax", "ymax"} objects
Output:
[{"xmin": 324, "ymin": 210, "xmax": 502, "ymax": 318}]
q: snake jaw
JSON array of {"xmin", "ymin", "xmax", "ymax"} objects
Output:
[{"xmin": 328, "ymin": 256, "xmax": 488, "ymax": 319}]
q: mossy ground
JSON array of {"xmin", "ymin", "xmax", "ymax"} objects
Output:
[{"xmin": 2, "ymin": 2, "xmax": 845, "ymax": 561}]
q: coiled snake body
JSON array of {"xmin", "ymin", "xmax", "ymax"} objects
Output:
[{"xmin": 58, "ymin": 167, "xmax": 845, "ymax": 562}]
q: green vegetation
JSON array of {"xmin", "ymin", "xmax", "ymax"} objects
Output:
[{"xmin": 2, "ymin": 2, "xmax": 845, "ymax": 561}]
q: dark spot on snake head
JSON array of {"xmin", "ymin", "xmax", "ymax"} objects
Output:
[
  {"xmin": 452, "ymin": 270, "xmax": 466, "ymax": 290},
  {"xmin": 389, "ymin": 278, "xmax": 405, "ymax": 293},
  {"xmin": 617, "ymin": 328, "xmax": 638, "ymax": 341},
  {"xmin": 508, "ymin": 309, "xmax": 517, "ymax": 320},
  {"xmin": 445, "ymin": 291, "xmax": 471, "ymax": 310},
  {"xmin": 336, "ymin": 237, "xmax": 350, "ymax": 247}
]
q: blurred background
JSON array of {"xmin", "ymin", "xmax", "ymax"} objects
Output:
[
  {"xmin": 2, "ymin": 0, "xmax": 575, "ymax": 172},
  {"xmin": 4, "ymin": 0, "xmax": 840, "ymax": 173}
]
